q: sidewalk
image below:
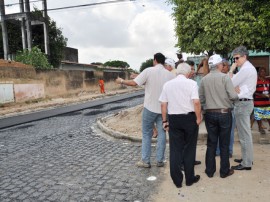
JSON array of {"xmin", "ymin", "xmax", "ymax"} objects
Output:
[
  {"xmin": 150, "ymin": 121, "xmax": 270, "ymax": 202},
  {"xmin": 98, "ymin": 116, "xmax": 270, "ymax": 202},
  {"xmin": 151, "ymin": 142, "xmax": 270, "ymax": 202}
]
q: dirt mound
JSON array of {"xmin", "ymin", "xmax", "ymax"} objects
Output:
[
  {"xmin": 104, "ymin": 104, "xmax": 143, "ymax": 137},
  {"xmin": 0, "ymin": 59, "xmax": 33, "ymax": 69}
]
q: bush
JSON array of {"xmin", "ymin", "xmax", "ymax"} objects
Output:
[{"xmin": 15, "ymin": 46, "xmax": 52, "ymax": 69}]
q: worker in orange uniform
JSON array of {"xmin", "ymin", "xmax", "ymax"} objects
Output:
[{"xmin": 99, "ymin": 78, "xmax": 105, "ymax": 93}]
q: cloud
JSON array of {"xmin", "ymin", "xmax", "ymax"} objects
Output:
[{"xmin": 5, "ymin": 0, "xmax": 178, "ymax": 71}]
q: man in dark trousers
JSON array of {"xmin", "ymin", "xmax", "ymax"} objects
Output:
[
  {"xmin": 159, "ymin": 62, "xmax": 201, "ymax": 188},
  {"xmin": 199, "ymin": 54, "xmax": 238, "ymax": 178}
]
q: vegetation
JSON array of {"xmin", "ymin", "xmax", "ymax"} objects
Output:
[
  {"xmin": 103, "ymin": 60, "xmax": 130, "ymax": 68},
  {"xmin": 140, "ymin": 59, "xmax": 153, "ymax": 72},
  {"xmin": 15, "ymin": 46, "xmax": 52, "ymax": 69},
  {"xmin": 31, "ymin": 9, "xmax": 67, "ymax": 67},
  {"xmin": 0, "ymin": 8, "xmax": 67, "ymax": 68},
  {"xmin": 168, "ymin": 0, "xmax": 270, "ymax": 56}
]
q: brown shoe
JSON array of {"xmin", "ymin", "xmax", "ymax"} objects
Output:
[{"xmin": 220, "ymin": 169, "xmax": 234, "ymax": 178}]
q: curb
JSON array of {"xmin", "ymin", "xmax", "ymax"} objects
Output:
[
  {"xmin": 97, "ymin": 114, "xmax": 145, "ymax": 143},
  {"xmin": 97, "ymin": 113, "xmax": 209, "ymax": 143},
  {"xmin": 97, "ymin": 112, "xmax": 270, "ymax": 144}
]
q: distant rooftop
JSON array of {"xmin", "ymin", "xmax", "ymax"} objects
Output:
[{"xmin": 249, "ymin": 50, "xmax": 270, "ymax": 56}]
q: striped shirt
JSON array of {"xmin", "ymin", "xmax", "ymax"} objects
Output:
[{"xmin": 254, "ymin": 78, "xmax": 270, "ymax": 107}]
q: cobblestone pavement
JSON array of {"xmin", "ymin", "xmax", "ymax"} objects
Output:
[{"xmin": 0, "ymin": 96, "xmax": 167, "ymax": 202}]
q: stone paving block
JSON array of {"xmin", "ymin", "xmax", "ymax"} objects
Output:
[{"xmin": 0, "ymin": 97, "xmax": 163, "ymax": 201}]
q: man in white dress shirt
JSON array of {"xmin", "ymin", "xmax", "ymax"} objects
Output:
[
  {"xmin": 116, "ymin": 53, "xmax": 175, "ymax": 168},
  {"xmin": 229, "ymin": 46, "xmax": 257, "ymax": 170},
  {"xmin": 159, "ymin": 63, "xmax": 202, "ymax": 188}
]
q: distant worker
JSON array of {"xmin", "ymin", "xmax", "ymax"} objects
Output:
[
  {"xmin": 175, "ymin": 51, "xmax": 184, "ymax": 68},
  {"xmin": 99, "ymin": 78, "xmax": 105, "ymax": 94}
]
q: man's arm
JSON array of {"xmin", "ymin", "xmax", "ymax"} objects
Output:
[
  {"xmin": 193, "ymin": 99, "xmax": 202, "ymax": 125},
  {"xmin": 225, "ymin": 76, "xmax": 239, "ymax": 100},
  {"xmin": 161, "ymin": 102, "xmax": 169, "ymax": 131},
  {"xmin": 115, "ymin": 77, "xmax": 137, "ymax": 86}
]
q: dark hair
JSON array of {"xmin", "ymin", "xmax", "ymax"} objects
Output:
[
  {"xmin": 154, "ymin": 53, "xmax": 165, "ymax": 65},
  {"xmin": 186, "ymin": 60, "xmax": 195, "ymax": 66},
  {"xmin": 176, "ymin": 53, "xmax": 183, "ymax": 60}
]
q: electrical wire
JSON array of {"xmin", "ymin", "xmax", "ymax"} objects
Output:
[{"xmin": 5, "ymin": 0, "xmax": 43, "ymax": 7}]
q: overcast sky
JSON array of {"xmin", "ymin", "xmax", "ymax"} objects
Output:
[{"xmin": 6, "ymin": 0, "xmax": 186, "ymax": 71}]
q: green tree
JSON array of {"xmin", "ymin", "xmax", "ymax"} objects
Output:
[
  {"xmin": 15, "ymin": 46, "xmax": 52, "ymax": 69},
  {"xmin": 31, "ymin": 9, "xmax": 67, "ymax": 67},
  {"xmin": 0, "ymin": 9, "xmax": 67, "ymax": 67},
  {"xmin": 103, "ymin": 60, "xmax": 130, "ymax": 68},
  {"xmin": 168, "ymin": 0, "xmax": 270, "ymax": 56},
  {"xmin": 140, "ymin": 59, "xmax": 153, "ymax": 72}
]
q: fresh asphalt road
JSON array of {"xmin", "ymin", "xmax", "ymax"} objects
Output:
[{"xmin": 0, "ymin": 92, "xmax": 167, "ymax": 202}]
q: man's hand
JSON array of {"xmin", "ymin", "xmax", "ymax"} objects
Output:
[
  {"xmin": 196, "ymin": 115, "xmax": 202, "ymax": 125},
  {"xmin": 115, "ymin": 77, "xmax": 123, "ymax": 84},
  {"xmin": 235, "ymin": 86, "xmax": 241, "ymax": 94},
  {"xmin": 230, "ymin": 63, "xmax": 237, "ymax": 73},
  {"xmin": 162, "ymin": 121, "xmax": 169, "ymax": 131}
]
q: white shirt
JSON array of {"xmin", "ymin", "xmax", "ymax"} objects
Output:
[
  {"xmin": 159, "ymin": 75, "xmax": 199, "ymax": 114},
  {"xmin": 232, "ymin": 60, "xmax": 257, "ymax": 99},
  {"xmin": 134, "ymin": 64, "xmax": 175, "ymax": 113}
]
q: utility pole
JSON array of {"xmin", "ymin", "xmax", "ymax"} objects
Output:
[
  {"xmin": 0, "ymin": 0, "xmax": 9, "ymax": 60},
  {"xmin": 19, "ymin": 0, "xmax": 27, "ymax": 50},
  {"xmin": 25, "ymin": 0, "xmax": 32, "ymax": 50},
  {"xmin": 42, "ymin": 0, "xmax": 50, "ymax": 57}
]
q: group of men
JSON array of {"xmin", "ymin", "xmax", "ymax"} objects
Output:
[{"xmin": 115, "ymin": 45, "xmax": 257, "ymax": 188}]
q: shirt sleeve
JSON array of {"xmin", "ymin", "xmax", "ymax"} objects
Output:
[
  {"xmin": 134, "ymin": 68, "xmax": 148, "ymax": 86},
  {"xmin": 224, "ymin": 75, "xmax": 238, "ymax": 100},
  {"xmin": 191, "ymin": 83, "xmax": 199, "ymax": 100},
  {"xmin": 159, "ymin": 84, "xmax": 168, "ymax": 103},
  {"xmin": 199, "ymin": 79, "xmax": 206, "ymax": 107}
]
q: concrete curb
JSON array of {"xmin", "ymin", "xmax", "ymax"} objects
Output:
[
  {"xmin": 97, "ymin": 111, "xmax": 270, "ymax": 144},
  {"xmin": 97, "ymin": 114, "xmax": 144, "ymax": 143},
  {"xmin": 97, "ymin": 112, "xmax": 209, "ymax": 143}
]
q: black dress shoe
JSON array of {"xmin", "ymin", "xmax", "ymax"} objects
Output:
[
  {"xmin": 186, "ymin": 175, "xmax": 200, "ymax": 186},
  {"xmin": 234, "ymin": 159, "xmax": 253, "ymax": 165},
  {"xmin": 231, "ymin": 164, "xmax": 251, "ymax": 170},
  {"xmin": 234, "ymin": 158, "xmax": 242, "ymax": 163},
  {"xmin": 220, "ymin": 169, "xmax": 234, "ymax": 178},
  {"xmin": 176, "ymin": 184, "xmax": 182, "ymax": 188},
  {"xmin": 194, "ymin": 160, "xmax": 201, "ymax": 165}
]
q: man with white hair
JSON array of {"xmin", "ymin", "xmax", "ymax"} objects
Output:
[
  {"xmin": 159, "ymin": 63, "xmax": 202, "ymax": 188},
  {"xmin": 199, "ymin": 54, "xmax": 238, "ymax": 178},
  {"xmin": 164, "ymin": 58, "xmax": 176, "ymax": 74}
]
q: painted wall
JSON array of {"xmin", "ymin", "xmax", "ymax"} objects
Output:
[
  {"xmin": 14, "ymin": 84, "xmax": 45, "ymax": 102},
  {"xmin": 0, "ymin": 83, "xmax": 14, "ymax": 104}
]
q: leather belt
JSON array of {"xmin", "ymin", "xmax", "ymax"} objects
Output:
[
  {"xmin": 206, "ymin": 109, "xmax": 231, "ymax": 113},
  {"xmin": 239, "ymin": 98, "xmax": 252, "ymax": 101}
]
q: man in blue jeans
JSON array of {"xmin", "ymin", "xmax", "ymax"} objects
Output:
[
  {"xmin": 199, "ymin": 54, "xmax": 238, "ymax": 178},
  {"xmin": 116, "ymin": 53, "xmax": 175, "ymax": 168}
]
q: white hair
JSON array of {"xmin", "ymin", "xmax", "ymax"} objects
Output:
[{"xmin": 176, "ymin": 62, "xmax": 191, "ymax": 75}]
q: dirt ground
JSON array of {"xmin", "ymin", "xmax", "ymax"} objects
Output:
[
  {"xmin": 104, "ymin": 106, "xmax": 270, "ymax": 202},
  {"xmin": 2, "ymin": 88, "xmax": 270, "ymax": 202}
]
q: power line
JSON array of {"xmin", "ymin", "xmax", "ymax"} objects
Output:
[
  {"xmin": 5, "ymin": 0, "xmax": 43, "ymax": 7},
  {"xmin": 46, "ymin": 0, "xmax": 136, "ymax": 12}
]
